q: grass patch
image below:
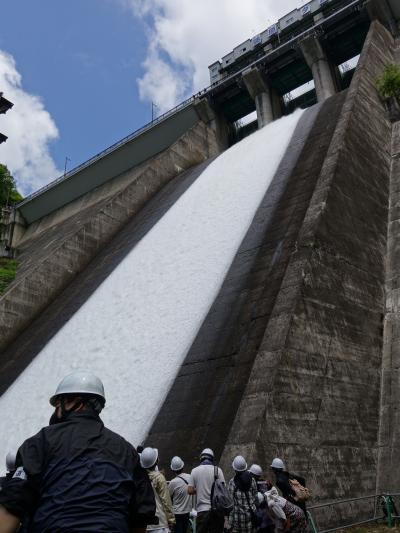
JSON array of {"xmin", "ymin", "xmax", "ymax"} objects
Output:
[
  {"xmin": 376, "ymin": 64, "xmax": 400, "ymax": 99},
  {"xmin": 0, "ymin": 258, "xmax": 18, "ymax": 295}
]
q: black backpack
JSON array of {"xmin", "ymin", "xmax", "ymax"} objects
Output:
[{"xmin": 210, "ymin": 466, "xmax": 233, "ymax": 516}]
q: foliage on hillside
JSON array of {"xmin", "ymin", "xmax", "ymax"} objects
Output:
[
  {"xmin": 0, "ymin": 164, "xmax": 23, "ymax": 207},
  {"xmin": 376, "ymin": 64, "xmax": 400, "ymax": 99},
  {"xmin": 0, "ymin": 258, "xmax": 18, "ymax": 295}
]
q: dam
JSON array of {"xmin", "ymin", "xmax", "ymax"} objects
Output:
[{"xmin": 0, "ymin": 0, "xmax": 400, "ymax": 527}]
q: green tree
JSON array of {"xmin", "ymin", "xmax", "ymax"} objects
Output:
[
  {"xmin": 0, "ymin": 164, "xmax": 23, "ymax": 207},
  {"xmin": 376, "ymin": 64, "xmax": 400, "ymax": 99}
]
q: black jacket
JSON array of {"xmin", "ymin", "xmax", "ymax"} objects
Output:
[{"xmin": 0, "ymin": 411, "xmax": 156, "ymax": 532}]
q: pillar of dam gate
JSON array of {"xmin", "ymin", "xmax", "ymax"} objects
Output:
[
  {"xmin": 194, "ymin": 97, "xmax": 230, "ymax": 152},
  {"xmin": 300, "ymin": 36, "xmax": 337, "ymax": 102},
  {"xmin": 242, "ymin": 67, "xmax": 280, "ymax": 128}
]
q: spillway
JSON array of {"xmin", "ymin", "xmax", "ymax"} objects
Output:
[
  {"xmin": 0, "ymin": 110, "xmax": 303, "ymax": 464},
  {"xmin": 0, "ymin": 20, "xmax": 398, "ymax": 525}
]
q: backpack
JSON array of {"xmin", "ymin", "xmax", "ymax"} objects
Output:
[
  {"xmin": 211, "ymin": 466, "xmax": 233, "ymax": 516},
  {"xmin": 289, "ymin": 478, "xmax": 310, "ymax": 502}
]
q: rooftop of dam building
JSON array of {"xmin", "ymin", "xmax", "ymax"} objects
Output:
[{"xmin": 1, "ymin": 0, "xmax": 398, "ymax": 234}]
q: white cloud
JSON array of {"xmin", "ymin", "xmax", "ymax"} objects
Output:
[
  {"xmin": 0, "ymin": 51, "xmax": 61, "ymax": 196},
  {"xmin": 128, "ymin": 0, "xmax": 303, "ymax": 112}
]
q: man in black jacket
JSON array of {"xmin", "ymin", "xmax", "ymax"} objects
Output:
[
  {"xmin": 0, "ymin": 371, "xmax": 156, "ymax": 533},
  {"xmin": 270, "ymin": 457, "xmax": 307, "ymax": 516}
]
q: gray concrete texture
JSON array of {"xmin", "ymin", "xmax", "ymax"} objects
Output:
[
  {"xmin": 0, "ymin": 121, "xmax": 219, "ymax": 355},
  {"xmin": 377, "ymin": 36, "xmax": 400, "ymax": 494},
  {"xmin": 220, "ymin": 20, "xmax": 394, "ymax": 509},
  {"xmin": 242, "ymin": 67, "xmax": 274, "ymax": 128},
  {"xmin": 300, "ymin": 36, "xmax": 338, "ymax": 103}
]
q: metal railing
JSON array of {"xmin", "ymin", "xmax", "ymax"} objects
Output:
[
  {"xmin": 307, "ymin": 493, "xmax": 400, "ymax": 533},
  {"xmin": 383, "ymin": 493, "xmax": 400, "ymax": 528},
  {"xmin": 16, "ymin": 95, "xmax": 199, "ymax": 207}
]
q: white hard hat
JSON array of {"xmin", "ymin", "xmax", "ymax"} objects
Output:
[
  {"xmin": 170, "ymin": 456, "xmax": 184, "ymax": 471},
  {"xmin": 6, "ymin": 452, "xmax": 16, "ymax": 472},
  {"xmin": 140, "ymin": 447, "xmax": 159, "ymax": 469},
  {"xmin": 270, "ymin": 458, "xmax": 285, "ymax": 469},
  {"xmin": 50, "ymin": 371, "xmax": 106, "ymax": 406},
  {"xmin": 232, "ymin": 455, "xmax": 247, "ymax": 472},
  {"xmin": 200, "ymin": 448, "xmax": 214, "ymax": 459},
  {"xmin": 249, "ymin": 464, "xmax": 263, "ymax": 477}
]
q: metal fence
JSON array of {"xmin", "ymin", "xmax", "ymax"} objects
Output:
[{"xmin": 307, "ymin": 494, "xmax": 400, "ymax": 533}]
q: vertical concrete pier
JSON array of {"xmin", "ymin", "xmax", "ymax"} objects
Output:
[
  {"xmin": 242, "ymin": 67, "xmax": 280, "ymax": 128},
  {"xmin": 194, "ymin": 97, "xmax": 230, "ymax": 151},
  {"xmin": 300, "ymin": 36, "xmax": 337, "ymax": 102}
]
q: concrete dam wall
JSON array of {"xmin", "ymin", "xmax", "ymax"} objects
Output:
[
  {"xmin": 0, "ymin": 120, "xmax": 220, "ymax": 359},
  {"xmin": 0, "ymin": 17, "xmax": 399, "ymax": 525}
]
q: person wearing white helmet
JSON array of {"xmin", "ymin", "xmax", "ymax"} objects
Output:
[
  {"xmin": 247, "ymin": 466, "xmax": 274, "ymax": 533},
  {"xmin": 141, "ymin": 448, "xmax": 175, "ymax": 533},
  {"xmin": 188, "ymin": 447, "xmax": 225, "ymax": 533},
  {"xmin": 227, "ymin": 456, "xmax": 258, "ymax": 532},
  {"xmin": 168, "ymin": 456, "xmax": 191, "ymax": 533},
  {"xmin": 0, "ymin": 371, "xmax": 156, "ymax": 533},
  {"xmin": 270, "ymin": 457, "xmax": 308, "ymax": 517},
  {"xmin": 249, "ymin": 464, "xmax": 271, "ymax": 494}
]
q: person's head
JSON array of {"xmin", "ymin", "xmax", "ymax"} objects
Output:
[
  {"xmin": 5, "ymin": 452, "xmax": 16, "ymax": 474},
  {"xmin": 232, "ymin": 455, "xmax": 247, "ymax": 473},
  {"xmin": 270, "ymin": 457, "xmax": 285, "ymax": 473},
  {"xmin": 199, "ymin": 448, "xmax": 214, "ymax": 463},
  {"xmin": 170, "ymin": 456, "xmax": 184, "ymax": 474},
  {"xmin": 49, "ymin": 371, "xmax": 106, "ymax": 422},
  {"xmin": 140, "ymin": 447, "xmax": 159, "ymax": 470},
  {"xmin": 249, "ymin": 463, "xmax": 263, "ymax": 479}
]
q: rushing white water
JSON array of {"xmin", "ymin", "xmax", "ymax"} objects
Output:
[{"xmin": 0, "ymin": 110, "xmax": 303, "ymax": 468}]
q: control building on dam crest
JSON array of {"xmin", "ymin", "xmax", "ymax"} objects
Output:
[{"xmin": 1, "ymin": 0, "xmax": 400, "ymax": 526}]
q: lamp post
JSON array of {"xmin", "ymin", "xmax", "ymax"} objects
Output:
[
  {"xmin": 151, "ymin": 102, "xmax": 159, "ymax": 122},
  {"xmin": 64, "ymin": 157, "xmax": 71, "ymax": 177}
]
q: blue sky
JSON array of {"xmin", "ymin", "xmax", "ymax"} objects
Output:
[
  {"xmin": 0, "ymin": 0, "xmax": 151, "ymax": 190},
  {"xmin": 0, "ymin": 0, "xmax": 299, "ymax": 196}
]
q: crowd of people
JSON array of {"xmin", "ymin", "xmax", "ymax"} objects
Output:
[{"xmin": 0, "ymin": 371, "xmax": 310, "ymax": 533}]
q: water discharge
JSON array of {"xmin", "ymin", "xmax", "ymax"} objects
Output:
[{"xmin": 0, "ymin": 109, "xmax": 303, "ymax": 467}]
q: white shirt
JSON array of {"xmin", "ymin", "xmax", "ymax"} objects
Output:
[
  {"xmin": 189, "ymin": 464, "xmax": 225, "ymax": 512},
  {"xmin": 169, "ymin": 473, "xmax": 192, "ymax": 514}
]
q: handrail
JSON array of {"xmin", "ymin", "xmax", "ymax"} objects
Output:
[
  {"xmin": 16, "ymin": 95, "xmax": 199, "ymax": 207},
  {"xmin": 17, "ymin": 0, "xmax": 365, "ymax": 209},
  {"xmin": 308, "ymin": 493, "xmax": 379, "ymax": 509},
  {"xmin": 307, "ymin": 493, "xmax": 400, "ymax": 533}
]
